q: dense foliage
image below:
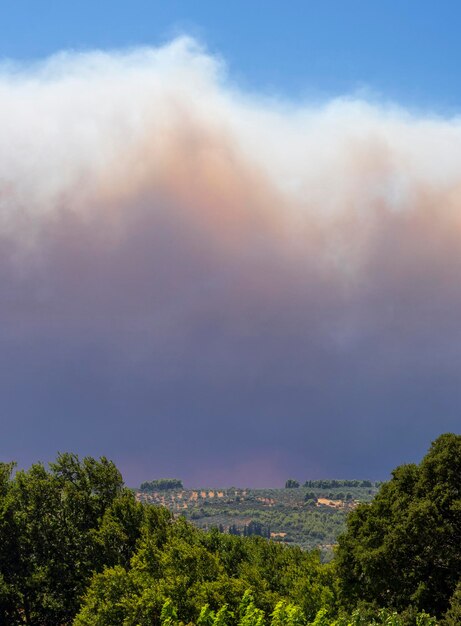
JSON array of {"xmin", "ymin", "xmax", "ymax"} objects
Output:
[
  {"xmin": 77, "ymin": 590, "xmax": 438, "ymax": 626},
  {"xmin": 337, "ymin": 433, "xmax": 461, "ymax": 619},
  {"xmin": 0, "ymin": 453, "xmax": 160, "ymax": 624},
  {"xmin": 304, "ymin": 481, "xmax": 378, "ymax": 489},
  {"xmin": 1, "ymin": 434, "xmax": 461, "ymax": 624},
  {"xmin": 74, "ymin": 522, "xmax": 335, "ymax": 625}
]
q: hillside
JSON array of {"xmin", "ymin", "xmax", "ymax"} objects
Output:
[{"xmin": 136, "ymin": 480, "xmax": 380, "ymax": 558}]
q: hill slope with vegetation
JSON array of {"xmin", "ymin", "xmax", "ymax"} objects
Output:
[{"xmin": 136, "ymin": 481, "xmax": 379, "ymax": 557}]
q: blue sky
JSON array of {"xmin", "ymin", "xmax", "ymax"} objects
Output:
[{"xmin": 1, "ymin": 1, "xmax": 461, "ymax": 111}]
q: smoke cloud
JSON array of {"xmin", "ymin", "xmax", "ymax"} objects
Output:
[{"xmin": 1, "ymin": 37, "xmax": 461, "ymax": 485}]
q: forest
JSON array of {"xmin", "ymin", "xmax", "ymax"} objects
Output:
[{"xmin": 1, "ymin": 434, "xmax": 461, "ymax": 625}]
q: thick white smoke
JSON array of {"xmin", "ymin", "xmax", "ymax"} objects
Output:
[{"xmin": 2, "ymin": 37, "xmax": 461, "ymax": 485}]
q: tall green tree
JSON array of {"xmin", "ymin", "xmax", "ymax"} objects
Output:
[
  {"xmin": 0, "ymin": 453, "xmax": 148, "ymax": 625},
  {"xmin": 336, "ymin": 433, "xmax": 461, "ymax": 619}
]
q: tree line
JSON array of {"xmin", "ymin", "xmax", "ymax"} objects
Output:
[
  {"xmin": 140, "ymin": 478, "xmax": 184, "ymax": 491},
  {"xmin": 1, "ymin": 434, "xmax": 461, "ymax": 624},
  {"xmin": 286, "ymin": 479, "xmax": 378, "ymax": 489}
]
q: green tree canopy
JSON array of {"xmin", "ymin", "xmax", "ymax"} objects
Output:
[
  {"xmin": 336, "ymin": 433, "xmax": 461, "ymax": 619},
  {"xmin": 285, "ymin": 480, "xmax": 300, "ymax": 489},
  {"xmin": 0, "ymin": 453, "xmax": 154, "ymax": 625},
  {"xmin": 140, "ymin": 478, "xmax": 183, "ymax": 491}
]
